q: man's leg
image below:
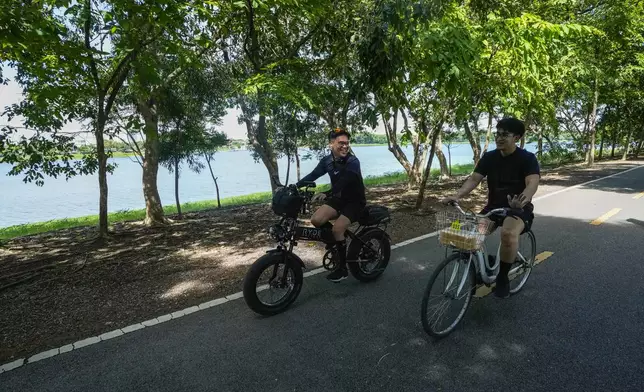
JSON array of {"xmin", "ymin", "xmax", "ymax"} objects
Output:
[
  {"xmin": 326, "ymin": 201, "xmax": 363, "ymax": 283},
  {"xmin": 311, "ymin": 204, "xmax": 339, "ymax": 230},
  {"xmin": 495, "ymin": 216, "xmax": 525, "ymax": 298},
  {"xmin": 325, "ymin": 214, "xmax": 352, "ymax": 282},
  {"xmin": 310, "ymin": 202, "xmax": 349, "ymax": 282}
]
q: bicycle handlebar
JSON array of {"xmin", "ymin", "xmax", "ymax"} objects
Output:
[{"xmin": 447, "ymin": 200, "xmax": 515, "ymax": 218}]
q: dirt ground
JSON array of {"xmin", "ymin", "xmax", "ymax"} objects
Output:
[{"xmin": 0, "ymin": 159, "xmax": 640, "ymax": 363}]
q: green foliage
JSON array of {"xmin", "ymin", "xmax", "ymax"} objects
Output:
[{"xmin": 0, "ymin": 126, "xmax": 110, "ymax": 186}]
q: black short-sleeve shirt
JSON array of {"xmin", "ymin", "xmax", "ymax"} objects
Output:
[{"xmin": 474, "ymin": 148, "xmax": 541, "ymax": 211}]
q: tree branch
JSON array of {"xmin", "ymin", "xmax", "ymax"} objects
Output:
[
  {"xmin": 83, "ymin": 0, "xmax": 101, "ymax": 94},
  {"xmin": 286, "ymin": 21, "xmax": 322, "ymax": 60},
  {"xmin": 118, "ymin": 133, "xmax": 144, "ymax": 167},
  {"xmin": 104, "ymin": 62, "xmax": 133, "ymax": 118},
  {"xmin": 244, "ymin": 0, "xmax": 261, "ymax": 71}
]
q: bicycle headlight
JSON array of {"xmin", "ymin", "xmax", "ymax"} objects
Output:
[{"xmin": 268, "ymin": 224, "xmax": 285, "ymax": 241}]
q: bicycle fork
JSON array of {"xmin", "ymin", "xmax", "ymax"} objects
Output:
[{"xmin": 444, "ymin": 257, "xmax": 472, "ymax": 299}]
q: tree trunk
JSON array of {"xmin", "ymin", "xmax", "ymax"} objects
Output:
[
  {"xmin": 463, "ymin": 121, "xmax": 481, "ymax": 166},
  {"xmin": 598, "ymin": 126, "xmax": 606, "ymax": 160},
  {"xmin": 447, "ymin": 146, "xmax": 452, "ymax": 176},
  {"xmin": 215, "ymin": 177, "xmax": 221, "ymax": 208},
  {"xmin": 410, "ymin": 118, "xmax": 432, "ymax": 189},
  {"xmin": 382, "ymin": 109, "xmax": 416, "ymax": 189},
  {"xmin": 138, "ymin": 99, "xmax": 166, "ymax": 226},
  {"xmin": 611, "ymin": 131, "xmax": 616, "ymax": 158},
  {"xmin": 285, "ymin": 153, "xmax": 291, "ymax": 186},
  {"xmin": 482, "ymin": 111, "xmax": 494, "ymax": 154},
  {"xmin": 636, "ymin": 139, "xmax": 644, "ymax": 158},
  {"xmin": 95, "ymin": 125, "xmax": 109, "ymax": 238},
  {"xmin": 586, "ymin": 78, "xmax": 599, "ymax": 166},
  {"xmin": 174, "ymin": 157, "xmax": 182, "ymax": 219},
  {"xmin": 435, "ymin": 131, "xmax": 449, "ymax": 179},
  {"xmin": 296, "ymin": 149, "xmax": 301, "ymax": 182},
  {"xmin": 205, "ymin": 155, "xmax": 221, "ymax": 208},
  {"xmin": 241, "ymin": 101, "xmax": 281, "ymax": 191},
  {"xmin": 623, "ymin": 129, "xmax": 634, "ymax": 161},
  {"xmin": 415, "ymin": 127, "xmax": 442, "ymax": 209},
  {"xmin": 295, "ymin": 138, "xmax": 301, "ymax": 181},
  {"xmin": 537, "ymin": 128, "xmax": 543, "ymax": 159}
]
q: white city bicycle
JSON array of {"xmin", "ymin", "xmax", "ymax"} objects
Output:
[{"xmin": 420, "ymin": 201, "xmax": 536, "ymax": 338}]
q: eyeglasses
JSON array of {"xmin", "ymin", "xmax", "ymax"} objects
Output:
[
  {"xmin": 329, "ymin": 128, "xmax": 350, "ymax": 145},
  {"xmin": 494, "ymin": 131, "xmax": 513, "ymax": 139}
]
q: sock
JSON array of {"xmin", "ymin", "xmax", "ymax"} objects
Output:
[
  {"xmin": 499, "ymin": 261, "xmax": 512, "ymax": 282},
  {"xmin": 335, "ymin": 239, "xmax": 347, "ymax": 269},
  {"xmin": 320, "ymin": 222, "xmax": 335, "ymax": 243}
]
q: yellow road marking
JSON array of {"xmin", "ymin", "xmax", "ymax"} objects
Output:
[
  {"xmin": 590, "ymin": 208, "xmax": 622, "ymax": 225},
  {"xmin": 534, "ymin": 251, "xmax": 554, "ymax": 265},
  {"xmin": 474, "ymin": 251, "xmax": 554, "ymax": 298},
  {"xmin": 475, "ymin": 286, "xmax": 493, "ymax": 297},
  {"xmin": 634, "ymin": 191, "xmax": 644, "ymax": 200}
]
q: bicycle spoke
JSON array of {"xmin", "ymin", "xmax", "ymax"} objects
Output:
[
  {"xmin": 430, "ymin": 298, "xmax": 451, "ymax": 329},
  {"xmin": 257, "ymin": 263, "xmax": 294, "ymax": 306}
]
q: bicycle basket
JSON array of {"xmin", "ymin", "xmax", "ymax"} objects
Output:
[
  {"xmin": 435, "ymin": 210, "xmax": 493, "ymax": 251},
  {"xmin": 271, "ymin": 187, "xmax": 303, "ymax": 218}
]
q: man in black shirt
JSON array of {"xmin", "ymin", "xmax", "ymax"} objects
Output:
[
  {"xmin": 296, "ymin": 128, "xmax": 366, "ymax": 282},
  {"xmin": 443, "ymin": 117, "xmax": 540, "ymax": 298}
]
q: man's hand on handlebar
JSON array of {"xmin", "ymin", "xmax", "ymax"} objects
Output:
[
  {"xmin": 311, "ymin": 193, "xmax": 327, "ymax": 203},
  {"xmin": 440, "ymin": 195, "xmax": 460, "ymax": 206}
]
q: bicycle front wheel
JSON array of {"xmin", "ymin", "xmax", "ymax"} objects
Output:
[
  {"xmin": 421, "ymin": 252, "xmax": 476, "ymax": 338},
  {"xmin": 509, "ymin": 230, "xmax": 537, "ymax": 294}
]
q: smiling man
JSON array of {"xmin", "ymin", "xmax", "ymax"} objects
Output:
[
  {"xmin": 295, "ymin": 128, "xmax": 366, "ymax": 282},
  {"xmin": 443, "ymin": 117, "xmax": 540, "ymax": 298}
]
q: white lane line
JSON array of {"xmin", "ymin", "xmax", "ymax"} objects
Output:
[
  {"xmin": 2, "ymin": 164, "xmax": 642, "ymax": 374},
  {"xmin": 532, "ymin": 165, "xmax": 644, "ymax": 202}
]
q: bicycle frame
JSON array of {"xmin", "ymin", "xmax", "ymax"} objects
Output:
[
  {"xmin": 286, "ymin": 219, "xmax": 389, "ymax": 262},
  {"xmin": 269, "ymin": 184, "xmax": 390, "ymax": 263},
  {"xmin": 443, "ymin": 202, "xmax": 532, "ymax": 293}
]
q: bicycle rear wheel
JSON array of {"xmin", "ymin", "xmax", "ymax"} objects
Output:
[
  {"xmin": 509, "ymin": 230, "xmax": 536, "ymax": 294},
  {"xmin": 421, "ymin": 252, "xmax": 476, "ymax": 338}
]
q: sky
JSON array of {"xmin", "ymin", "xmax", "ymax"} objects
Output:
[
  {"xmin": 0, "ymin": 63, "xmax": 387, "ymax": 144},
  {"xmin": 0, "ymin": 64, "xmax": 252, "ymax": 141}
]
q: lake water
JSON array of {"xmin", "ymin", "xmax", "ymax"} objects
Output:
[{"xmin": 0, "ymin": 143, "xmax": 537, "ymax": 227}]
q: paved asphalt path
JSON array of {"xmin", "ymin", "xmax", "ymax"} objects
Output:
[{"xmin": 2, "ymin": 164, "xmax": 644, "ymax": 392}]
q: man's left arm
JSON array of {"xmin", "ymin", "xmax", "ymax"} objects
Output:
[
  {"xmin": 522, "ymin": 174, "xmax": 540, "ymax": 202},
  {"xmin": 521, "ymin": 153, "xmax": 541, "ymax": 203}
]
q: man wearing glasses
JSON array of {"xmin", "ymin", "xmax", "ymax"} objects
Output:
[
  {"xmin": 296, "ymin": 128, "xmax": 366, "ymax": 282},
  {"xmin": 442, "ymin": 117, "xmax": 541, "ymax": 298}
]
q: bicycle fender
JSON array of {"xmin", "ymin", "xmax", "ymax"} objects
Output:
[
  {"xmin": 355, "ymin": 227, "xmax": 391, "ymax": 242},
  {"xmin": 265, "ymin": 249, "xmax": 306, "ymax": 269},
  {"xmin": 349, "ymin": 227, "xmax": 391, "ymax": 257}
]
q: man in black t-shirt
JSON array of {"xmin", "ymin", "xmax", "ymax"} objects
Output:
[{"xmin": 442, "ymin": 117, "xmax": 540, "ymax": 298}]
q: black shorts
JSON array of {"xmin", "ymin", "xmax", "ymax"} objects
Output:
[
  {"xmin": 480, "ymin": 206, "xmax": 534, "ymax": 234},
  {"xmin": 325, "ymin": 197, "xmax": 366, "ymax": 223}
]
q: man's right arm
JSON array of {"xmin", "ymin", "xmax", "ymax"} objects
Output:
[
  {"xmin": 453, "ymin": 172, "xmax": 485, "ymax": 199},
  {"xmin": 296, "ymin": 158, "xmax": 327, "ymax": 187},
  {"xmin": 444, "ymin": 154, "xmax": 488, "ymax": 203}
]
